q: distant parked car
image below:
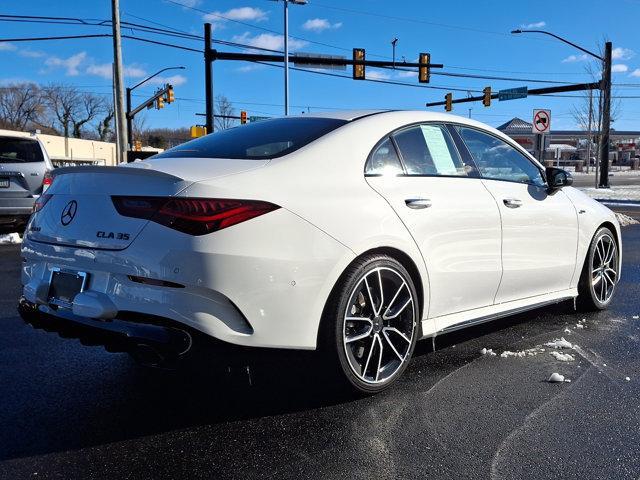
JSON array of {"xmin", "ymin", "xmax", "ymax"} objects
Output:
[{"xmin": 0, "ymin": 135, "xmax": 54, "ymax": 234}]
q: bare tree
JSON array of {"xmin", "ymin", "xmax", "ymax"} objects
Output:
[
  {"xmin": 214, "ymin": 94, "xmax": 236, "ymax": 131},
  {"xmin": 42, "ymin": 84, "xmax": 107, "ymax": 139},
  {"xmin": 96, "ymin": 104, "xmax": 115, "ymax": 142},
  {"xmin": 0, "ymin": 83, "xmax": 45, "ymax": 131}
]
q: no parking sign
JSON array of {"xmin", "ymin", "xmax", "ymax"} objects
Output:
[{"xmin": 532, "ymin": 109, "xmax": 551, "ymax": 134}]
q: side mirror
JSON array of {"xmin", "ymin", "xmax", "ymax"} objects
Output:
[{"xmin": 546, "ymin": 167, "xmax": 573, "ymax": 193}]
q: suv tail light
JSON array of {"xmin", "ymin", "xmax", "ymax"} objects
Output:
[
  {"xmin": 112, "ymin": 196, "xmax": 280, "ymax": 236},
  {"xmin": 42, "ymin": 172, "xmax": 53, "ymax": 192},
  {"xmin": 33, "ymin": 194, "xmax": 52, "ymax": 213}
]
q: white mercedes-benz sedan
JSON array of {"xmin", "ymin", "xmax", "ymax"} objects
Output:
[{"xmin": 19, "ymin": 110, "xmax": 621, "ymax": 393}]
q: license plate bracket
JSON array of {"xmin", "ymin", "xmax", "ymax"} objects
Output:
[
  {"xmin": 48, "ymin": 268, "xmax": 88, "ymax": 308},
  {"xmin": 0, "ymin": 177, "xmax": 8, "ymax": 188}
]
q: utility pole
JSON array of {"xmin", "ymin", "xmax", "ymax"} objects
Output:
[
  {"xmin": 284, "ymin": 0, "xmax": 289, "ymax": 116},
  {"xmin": 282, "ymin": 0, "xmax": 307, "ymax": 116},
  {"xmin": 586, "ymin": 89, "xmax": 593, "ymax": 176},
  {"xmin": 111, "ymin": 0, "xmax": 127, "ymax": 164},
  {"xmin": 391, "ymin": 38, "xmax": 398, "ymax": 68},
  {"xmin": 204, "ymin": 23, "xmax": 214, "ymax": 134},
  {"xmin": 598, "ymin": 41, "xmax": 612, "ymax": 188}
]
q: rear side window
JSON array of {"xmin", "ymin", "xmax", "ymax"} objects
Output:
[
  {"xmin": 0, "ymin": 138, "xmax": 44, "ymax": 163},
  {"xmin": 392, "ymin": 124, "xmax": 468, "ymax": 176},
  {"xmin": 456, "ymin": 127, "xmax": 544, "ymax": 186},
  {"xmin": 365, "ymin": 137, "xmax": 403, "ymax": 175},
  {"xmin": 152, "ymin": 117, "xmax": 348, "ymax": 160}
]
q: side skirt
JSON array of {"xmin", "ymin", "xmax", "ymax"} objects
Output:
[{"xmin": 420, "ymin": 289, "xmax": 578, "ymax": 339}]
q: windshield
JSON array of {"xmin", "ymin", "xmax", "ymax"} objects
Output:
[
  {"xmin": 0, "ymin": 137, "xmax": 44, "ymax": 163},
  {"xmin": 152, "ymin": 117, "xmax": 348, "ymax": 160}
]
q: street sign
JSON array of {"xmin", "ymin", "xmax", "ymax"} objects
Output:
[
  {"xmin": 293, "ymin": 53, "xmax": 347, "ymax": 71},
  {"xmin": 249, "ymin": 116, "xmax": 270, "ymax": 123},
  {"xmin": 532, "ymin": 109, "xmax": 551, "ymax": 134},
  {"xmin": 498, "ymin": 86, "xmax": 528, "ymax": 101}
]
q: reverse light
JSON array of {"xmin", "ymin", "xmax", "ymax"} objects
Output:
[{"xmin": 112, "ymin": 196, "xmax": 280, "ymax": 236}]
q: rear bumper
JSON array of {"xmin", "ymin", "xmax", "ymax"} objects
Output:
[
  {"xmin": 18, "ymin": 297, "xmax": 192, "ymax": 365},
  {"xmin": 0, "ymin": 197, "xmax": 35, "ymax": 217}
]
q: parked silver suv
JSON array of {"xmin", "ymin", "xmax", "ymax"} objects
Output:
[{"xmin": 0, "ymin": 135, "xmax": 54, "ymax": 234}]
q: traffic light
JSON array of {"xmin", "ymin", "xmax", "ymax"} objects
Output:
[
  {"xmin": 134, "ymin": 140, "xmax": 142, "ymax": 151},
  {"xmin": 156, "ymin": 93, "xmax": 164, "ymax": 109},
  {"xmin": 482, "ymin": 86, "xmax": 491, "ymax": 107},
  {"xmin": 418, "ymin": 53, "xmax": 430, "ymax": 83},
  {"xmin": 353, "ymin": 48, "xmax": 365, "ymax": 80},
  {"xmin": 240, "ymin": 111, "xmax": 247, "ymax": 124},
  {"xmin": 190, "ymin": 125, "xmax": 207, "ymax": 138},
  {"xmin": 166, "ymin": 85, "xmax": 175, "ymax": 104},
  {"xmin": 445, "ymin": 93, "xmax": 452, "ymax": 112}
]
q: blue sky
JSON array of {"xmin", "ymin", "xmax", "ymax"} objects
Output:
[{"xmin": 1, "ymin": 0, "xmax": 639, "ymax": 131}]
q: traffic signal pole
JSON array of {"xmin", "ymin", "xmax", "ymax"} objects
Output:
[
  {"xmin": 599, "ymin": 41, "xmax": 612, "ymax": 188},
  {"xmin": 204, "ymin": 23, "xmax": 214, "ymax": 135}
]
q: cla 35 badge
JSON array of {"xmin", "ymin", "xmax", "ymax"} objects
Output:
[
  {"xmin": 96, "ymin": 231, "xmax": 130, "ymax": 240},
  {"xmin": 60, "ymin": 200, "xmax": 77, "ymax": 226}
]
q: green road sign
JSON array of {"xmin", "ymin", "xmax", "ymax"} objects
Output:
[{"xmin": 498, "ymin": 87, "xmax": 528, "ymax": 101}]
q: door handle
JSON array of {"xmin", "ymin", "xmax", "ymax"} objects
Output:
[
  {"xmin": 405, "ymin": 198, "xmax": 432, "ymax": 209},
  {"xmin": 503, "ymin": 198, "xmax": 522, "ymax": 208}
]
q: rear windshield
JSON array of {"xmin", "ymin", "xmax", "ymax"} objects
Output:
[
  {"xmin": 152, "ymin": 117, "xmax": 348, "ymax": 160},
  {"xmin": 0, "ymin": 137, "xmax": 44, "ymax": 163}
]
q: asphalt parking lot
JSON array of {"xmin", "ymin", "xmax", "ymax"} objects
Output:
[{"xmin": 1, "ymin": 227, "xmax": 639, "ymax": 480}]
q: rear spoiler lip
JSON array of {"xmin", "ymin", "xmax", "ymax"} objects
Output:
[{"xmin": 51, "ymin": 165, "xmax": 184, "ymax": 182}]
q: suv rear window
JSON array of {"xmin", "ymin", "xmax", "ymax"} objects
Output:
[
  {"xmin": 0, "ymin": 137, "xmax": 44, "ymax": 163},
  {"xmin": 152, "ymin": 117, "xmax": 348, "ymax": 160}
]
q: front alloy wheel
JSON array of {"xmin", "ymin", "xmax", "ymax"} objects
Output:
[
  {"xmin": 324, "ymin": 255, "xmax": 419, "ymax": 393},
  {"xmin": 578, "ymin": 227, "xmax": 619, "ymax": 310}
]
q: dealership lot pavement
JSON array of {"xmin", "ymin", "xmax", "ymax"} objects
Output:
[{"xmin": 1, "ymin": 228, "xmax": 639, "ymax": 480}]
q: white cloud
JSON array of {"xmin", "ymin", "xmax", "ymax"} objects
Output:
[
  {"xmin": 0, "ymin": 42, "xmax": 17, "ymax": 52},
  {"xmin": 232, "ymin": 32, "xmax": 307, "ymax": 52},
  {"xmin": 174, "ymin": 0, "xmax": 201, "ymax": 7},
  {"xmin": 612, "ymin": 64, "xmax": 629, "ymax": 73},
  {"xmin": 236, "ymin": 64, "xmax": 265, "ymax": 73},
  {"xmin": 18, "ymin": 49, "xmax": 44, "ymax": 58},
  {"xmin": 302, "ymin": 18, "xmax": 342, "ymax": 32},
  {"xmin": 204, "ymin": 7, "xmax": 267, "ymax": 27},
  {"xmin": 86, "ymin": 63, "xmax": 147, "ymax": 79},
  {"xmin": 630, "ymin": 69, "xmax": 640, "ymax": 78},
  {"xmin": 520, "ymin": 21, "xmax": 546, "ymax": 29},
  {"xmin": 367, "ymin": 69, "xmax": 391, "ymax": 80},
  {"xmin": 562, "ymin": 53, "xmax": 588, "ymax": 63},
  {"xmin": 612, "ymin": 47, "xmax": 635, "ymax": 60},
  {"xmin": 45, "ymin": 52, "xmax": 87, "ymax": 76},
  {"xmin": 147, "ymin": 74, "xmax": 187, "ymax": 86},
  {"xmin": 395, "ymin": 70, "xmax": 416, "ymax": 79}
]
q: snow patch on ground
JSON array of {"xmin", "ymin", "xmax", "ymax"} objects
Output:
[
  {"xmin": 500, "ymin": 347, "xmax": 545, "ymax": 358},
  {"xmin": 545, "ymin": 337, "xmax": 573, "ymax": 349},
  {"xmin": 0, "ymin": 233, "xmax": 22, "ymax": 244},
  {"xmin": 550, "ymin": 351, "xmax": 575, "ymax": 362},
  {"xmin": 480, "ymin": 348, "xmax": 497, "ymax": 356},
  {"xmin": 632, "ymin": 315, "xmax": 639, "ymax": 320},
  {"xmin": 579, "ymin": 185, "xmax": 640, "ymax": 202},
  {"xmin": 548, "ymin": 372, "xmax": 566, "ymax": 383},
  {"xmin": 615, "ymin": 213, "xmax": 639, "ymax": 226},
  {"xmin": 625, "ymin": 376, "xmax": 631, "ymax": 382}
]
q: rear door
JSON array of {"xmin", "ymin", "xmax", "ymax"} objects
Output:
[
  {"xmin": 454, "ymin": 126, "xmax": 578, "ymax": 303},
  {"xmin": 365, "ymin": 123, "xmax": 502, "ymax": 323}
]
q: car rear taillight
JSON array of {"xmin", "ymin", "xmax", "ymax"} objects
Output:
[
  {"xmin": 42, "ymin": 172, "xmax": 53, "ymax": 192},
  {"xmin": 33, "ymin": 194, "xmax": 53, "ymax": 213},
  {"xmin": 112, "ymin": 196, "xmax": 280, "ymax": 236}
]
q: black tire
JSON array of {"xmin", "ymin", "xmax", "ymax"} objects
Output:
[
  {"xmin": 577, "ymin": 227, "xmax": 619, "ymax": 311},
  {"xmin": 320, "ymin": 254, "xmax": 419, "ymax": 394}
]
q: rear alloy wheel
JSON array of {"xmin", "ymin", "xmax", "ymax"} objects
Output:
[
  {"xmin": 578, "ymin": 227, "xmax": 619, "ymax": 310},
  {"xmin": 324, "ymin": 255, "xmax": 419, "ymax": 394}
]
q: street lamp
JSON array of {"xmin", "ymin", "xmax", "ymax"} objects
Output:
[
  {"xmin": 281, "ymin": 0, "xmax": 307, "ymax": 116},
  {"xmin": 126, "ymin": 66, "xmax": 186, "ymax": 148},
  {"xmin": 511, "ymin": 29, "xmax": 611, "ymax": 188}
]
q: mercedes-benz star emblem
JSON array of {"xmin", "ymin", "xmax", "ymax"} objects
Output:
[{"xmin": 60, "ymin": 200, "xmax": 77, "ymax": 226}]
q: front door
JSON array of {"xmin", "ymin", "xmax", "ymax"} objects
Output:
[{"xmin": 454, "ymin": 126, "xmax": 578, "ymax": 303}]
